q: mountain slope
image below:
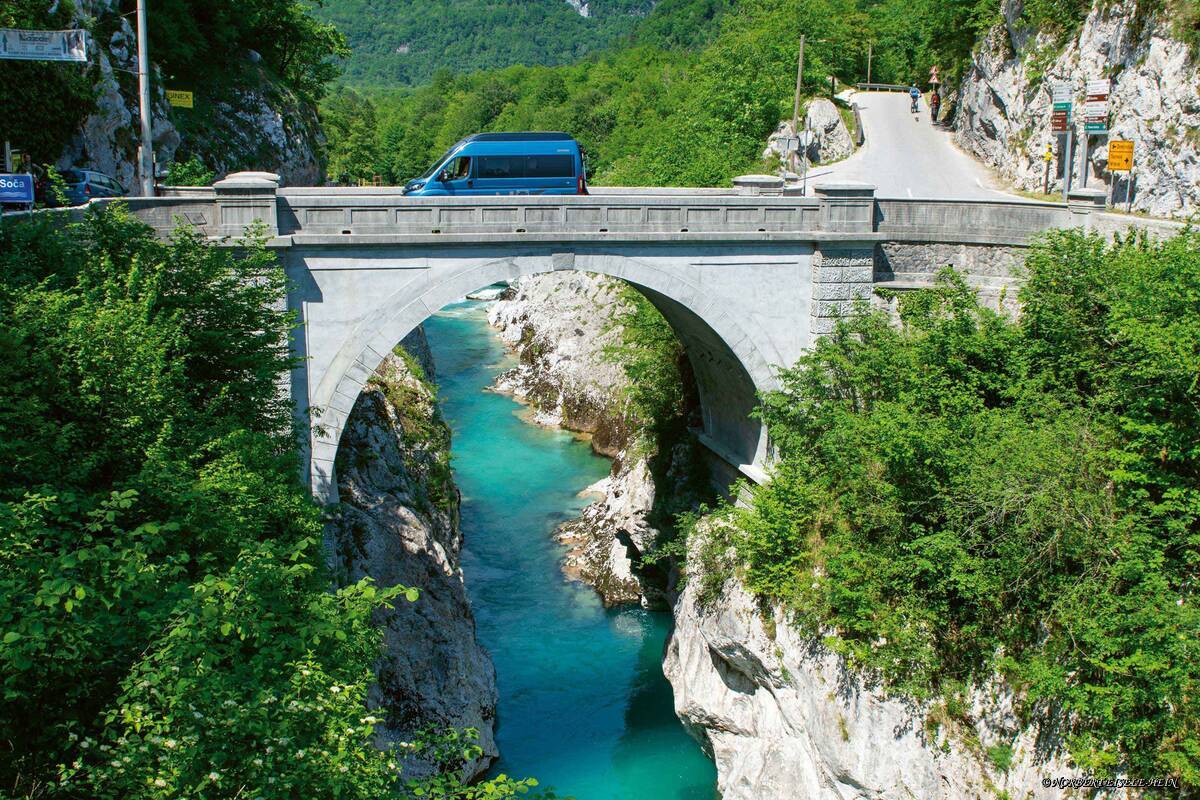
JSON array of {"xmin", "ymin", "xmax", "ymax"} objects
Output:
[{"xmin": 314, "ymin": 0, "xmax": 655, "ymax": 86}]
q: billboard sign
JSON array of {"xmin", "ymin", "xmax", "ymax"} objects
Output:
[
  {"xmin": 0, "ymin": 174, "xmax": 35, "ymax": 204},
  {"xmin": 0, "ymin": 28, "xmax": 87, "ymax": 62}
]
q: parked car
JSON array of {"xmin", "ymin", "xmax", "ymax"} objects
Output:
[
  {"xmin": 53, "ymin": 169, "xmax": 127, "ymax": 206},
  {"xmin": 403, "ymin": 132, "xmax": 588, "ymax": 196}
]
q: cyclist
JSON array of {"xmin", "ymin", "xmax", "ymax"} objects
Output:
[
  {"xmin": 930, "ymin": 91, "xmax": 941, "ymax": 122},
  {"xmin": 909, "ymin": 84, "xmax": 920, "ymax": 114}
]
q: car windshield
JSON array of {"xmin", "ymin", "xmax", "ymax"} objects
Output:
[{"xmin": 417, "ymin": 140, "xmax": 466, "ymax": 181}]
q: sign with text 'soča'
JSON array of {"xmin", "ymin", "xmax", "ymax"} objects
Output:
[
  {"xmin": 166, "ymin": 90, "xmax": 194, "ymax": 108},
  {"xmin": 0, "ymin": 28, "xmax": 87, "ymax": 62},
  {"xmin": 0, "ymin": 174, "xmax": 35, "ymax": 204},
  {"xmin": 1108, "ymin": 140, "xmax": 1134, "ymax": 171}
]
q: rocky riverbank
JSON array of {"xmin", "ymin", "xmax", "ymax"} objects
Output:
[
  {"xmin": 487, "ymin": 273, "xmax": 685, "ymax": 607},
  {"xmin": 327, "ymin": 328, "xmax": 497, "ymax": 780},
  {"xmin": 663, "ymin": 526, "xmax": 1093, "ymax": 800}
]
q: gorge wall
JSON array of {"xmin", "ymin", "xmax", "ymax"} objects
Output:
[
  {"xmin": 328, "ymin": 329, "xmax": 497, "ymax": 780},
  {"xmin": 488, "ymin": 273, "xmax": 657, "ymax": 606},
  {"xmin": 663, "ymin": 530, "xmax": 1093, "ymax": 800},
  {"xmin": 487, "ymin": 273, "xmax": 706, "ymax": 608},
  {"xmin": 955, "ymin": 0, "xmax": 1200, "ymax": 218}
]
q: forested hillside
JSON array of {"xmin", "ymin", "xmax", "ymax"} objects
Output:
[
  {"xmin": 320, "ymin": 0, "xmax": 1024, "ymax": 187},
  {"xmin": 313, "ymin": 0, "xmax": 661, "ymax": 86}
]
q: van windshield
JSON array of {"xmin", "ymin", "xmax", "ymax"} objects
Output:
[{"xmin": 417, "ymin": 140, "xmax": 465, "ymax": 181}]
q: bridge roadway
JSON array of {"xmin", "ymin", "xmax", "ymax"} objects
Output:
[{"xmin": 106, "ymin": 176, "xmax": 1176, "ymax": 501}]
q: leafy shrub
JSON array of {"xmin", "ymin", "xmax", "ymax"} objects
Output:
[
  {"xmin": 0, "ymin": 207, "xmax": 542, "ymax": 798},
  {"xmin": 716, "ymin": 229, "xmax": 1200, "ymax": 783},
  {"xmin": 165, "ymin": 157, "xmax": 216, "ymax": 186}
]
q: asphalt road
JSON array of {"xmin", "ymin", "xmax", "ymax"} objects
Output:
[{"xmin": 804, "ymin": 91, "xmax": 1014, "ymax": 200}]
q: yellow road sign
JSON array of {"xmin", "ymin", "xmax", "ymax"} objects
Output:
[
  {"xmin": 166, "ymin": 89, "xmax": 193, "ymax": 108},
  {"xmin": 1108, "ymin": 140, "xmax": 1133, "ymax": 171}
]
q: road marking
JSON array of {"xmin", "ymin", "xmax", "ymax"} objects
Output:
[{"xmin": 907, "ymin": 188, "xmax": 913, "ymax": 198}]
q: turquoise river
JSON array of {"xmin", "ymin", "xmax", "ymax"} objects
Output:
[{"xmin": 423, "ymin": 300, "xmax": 718, "ymax": 800}]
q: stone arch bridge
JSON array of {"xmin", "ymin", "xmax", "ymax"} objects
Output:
[{"xmin": 108, "ymin": 175, "xmax": 1164, "ymax": 501}]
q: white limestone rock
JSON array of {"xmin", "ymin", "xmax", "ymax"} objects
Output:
[
  {"xmin": 664, "ymin": 528, "xmax": 1100, "ymax": 800},
  {"xmin": 955, "ymin": 0, "xmax": 1200, "ymax": 218},
  {"xmin": 762, "ymin": 99, "xmax": 855, "ymax": 173},
  {"xmin": 805, "ymin": 98, "xmax": 855, "ymax": 163},
  {"xmin": 330, "ymin": 330, "xmax": 497, "ymax": 781},
  {"xmin": 488, "ymin": 272, "xmax": 633, "ymax": 456}
]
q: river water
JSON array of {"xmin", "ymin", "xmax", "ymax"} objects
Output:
[{"xmin": 423, "ymin": 300, "xmax": 718, "ymax": 800}]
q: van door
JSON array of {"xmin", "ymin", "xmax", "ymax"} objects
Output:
[{"xmin": 430, "ymin": 155, "xmax": 474, "ymax": 195}]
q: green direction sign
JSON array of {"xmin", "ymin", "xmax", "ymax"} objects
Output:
[
  {"xmin": 1085, "ymin": 123, "xmax": 1107, "ymax": 133},
  {"xmin": 1053, "ymin": 101, "xmax": 1072, "ymax": 111}
]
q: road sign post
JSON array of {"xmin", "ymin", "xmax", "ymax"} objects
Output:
[
  {"xmin": 1107, "ymin": 139, "xmax": 1134, "ymax": 211},
  {"xmin": 1050, "ymin": 84, "xmax": 1075, "ymax": 199},
  {"xmin": 0, "ymin": 174, "xmax": 35, "ymax": 206},
  {"xmin": 1080, "ymin": 79, "xmax": 1110, "ymax": 188}
]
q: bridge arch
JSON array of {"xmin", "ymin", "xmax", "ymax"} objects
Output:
[{"xmin": 294, "ymin": 246, "xmax": 804, "ymax": 503}]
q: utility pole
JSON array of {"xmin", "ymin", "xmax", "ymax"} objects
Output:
[
  {"xmin": 136, "ymin": 0, "xmax": 154, "ymax": 196},
  {"xmin": 866, "ymin": 42, "xmax": 872, "ymax": 86},
  {"xmin": 789, "ymin": 34, "xmax": 806, "ymax": 176}
]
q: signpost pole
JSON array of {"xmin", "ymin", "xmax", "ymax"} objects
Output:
[
  {"xmin": 136, "ymin": 0, "xmax": 154, "ymax": 197},
  {"xmin": 789, "ymin": 35, "xmax": 806, "ymax": 177},
  {"xmin": 1127, "ymin": 152, "xmax": 1134, "ymax": 213},
  {"xmin": 3, "ymin": 141, "xmax": 10, "ymax": 174},
  {"xmin": 866, "ymin": 42, "xmax": 872, "ymax": 86},
  {"xmin": 1062, "ymin": 126, "xmax": 1072, "ymax": 201},
  {"xmin": 1080, "ymin": 132, "xmax": 1089, "ymax": 188}
]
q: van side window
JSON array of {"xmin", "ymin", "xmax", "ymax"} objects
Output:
[
  {"xmin": 478, "ymin": 156, "xmax": 524, "ymax": 179},
  {"xmin": 443, "ymin": 156, "xmax": 471, "ymax": 180},
  {"xmin": 525, "ymin": 155, "xmax": 573, "ymax": 178}
]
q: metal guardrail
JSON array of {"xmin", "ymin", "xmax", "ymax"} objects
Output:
[{"xmin": 855, "ymin": 83, "xmax": 912, "ymax": 92}]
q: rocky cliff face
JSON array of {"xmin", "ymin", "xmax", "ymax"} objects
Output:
[
  {"xmin": 664, "ymin": 530, "xmax": 1091, "ymax": 800},
  {"xmin": 487, "ymin": 273, "xmax": 667, "ymax": 606},
  {"xmin": 328, "ymin": 329, "xmax": 497, "ymax": 780},
  {"xmin": 955, "ymin": 0, "xmax": 1199, "ymax": 217},
  {"xmin": 60, "ymin": 0, "xmax": 322, "ymax": 187}
]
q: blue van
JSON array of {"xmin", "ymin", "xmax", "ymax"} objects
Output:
[{"xmin": 402, "ymin": 132, "xmax": 587, "ymax": 196}]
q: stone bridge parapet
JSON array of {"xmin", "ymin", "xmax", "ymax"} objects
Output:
[{"xmin": 90, "ymin": 176, "xmax": 1181, "ymax": 500}]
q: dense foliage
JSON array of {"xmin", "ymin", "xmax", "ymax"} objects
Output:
[
  {"xmin": 312, "ymin": 0, "xmax": 660, "ymax": 86},
  {"xmin": 319, "ymin": 0, "xmax": 1015, "ymax": 188},
  {"xmin": 0, "ymin": 208, "xmax": 538, "ymax": 799},
  {"xmin": 701, "ymin": 229, "xmax": 1200, "ymax": 783}
]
